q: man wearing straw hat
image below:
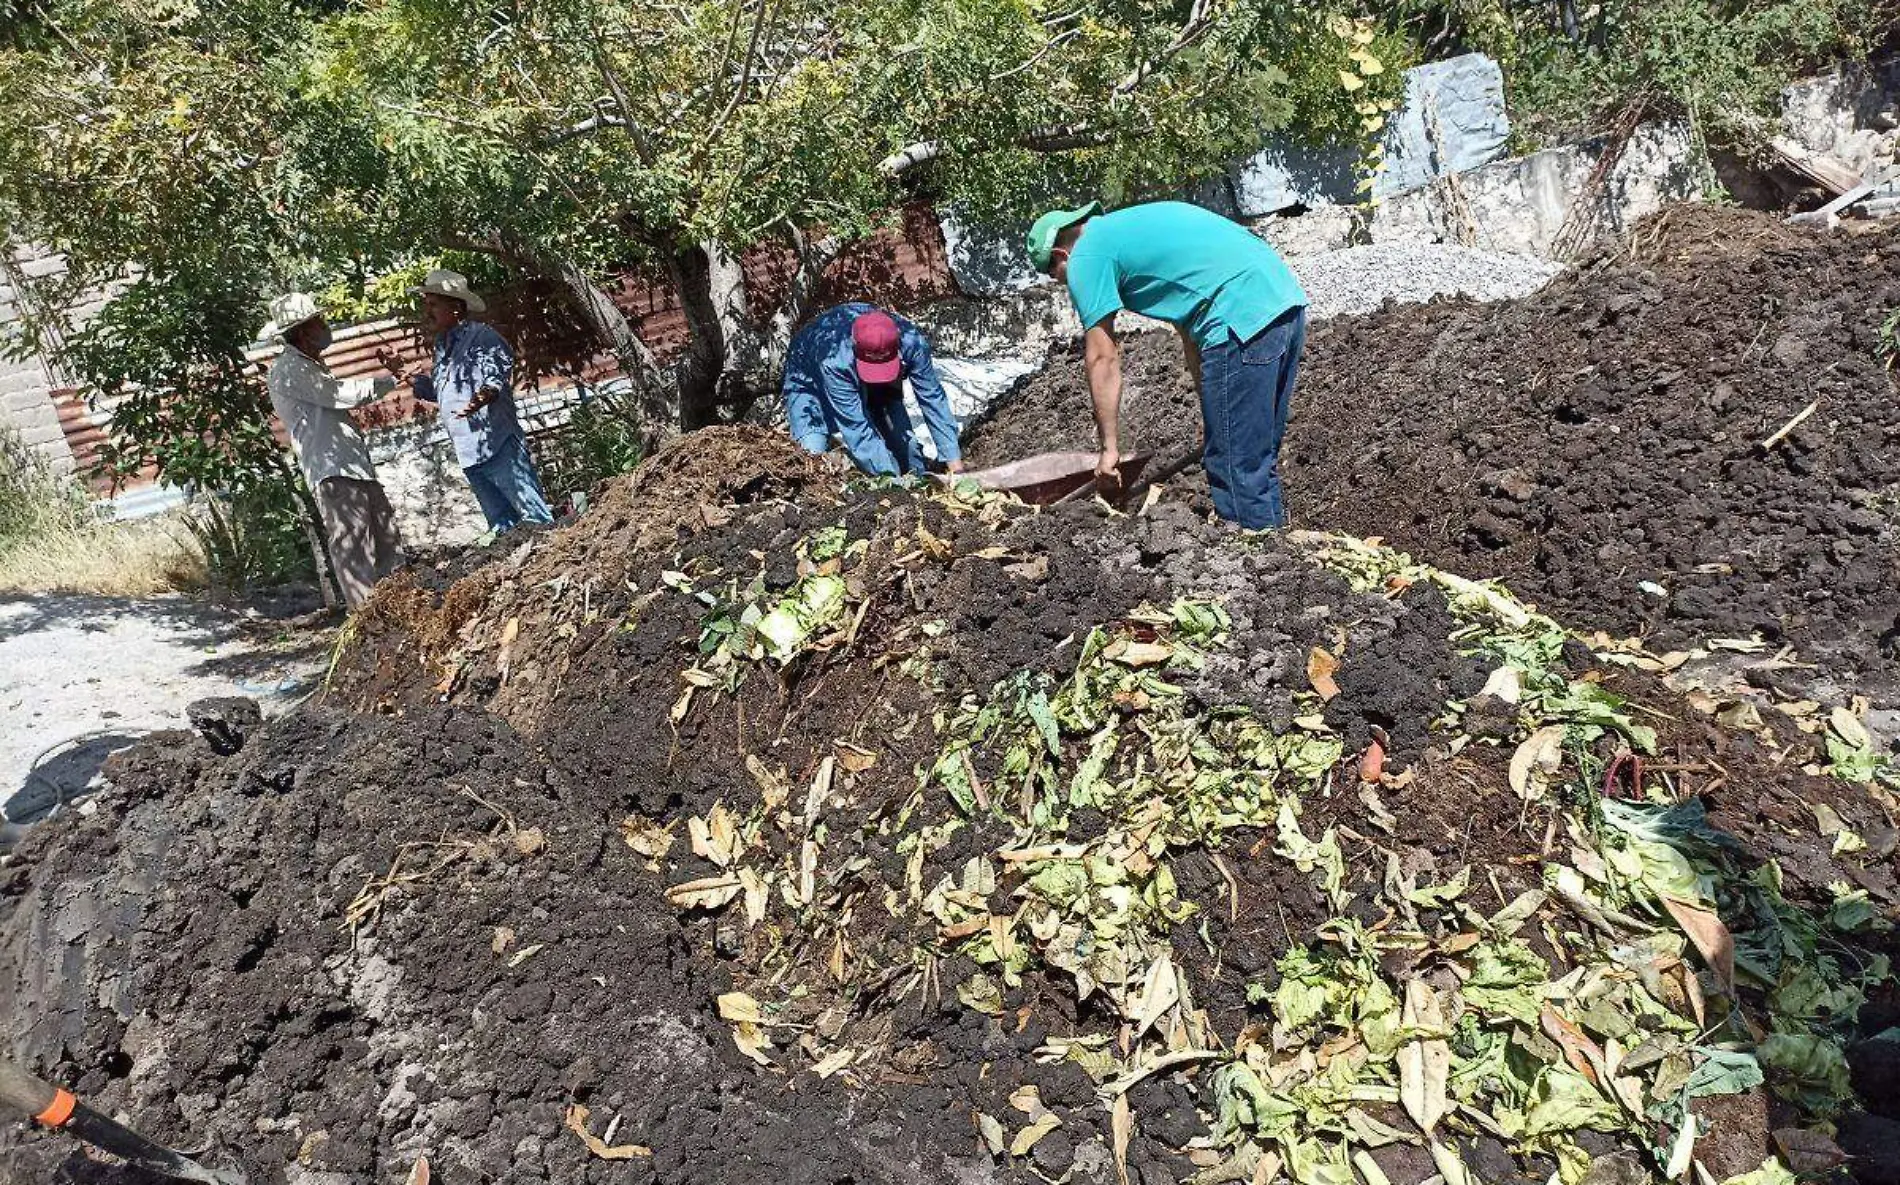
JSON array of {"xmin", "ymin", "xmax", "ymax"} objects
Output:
[
  {"xmin": 261, "ymin": 292, "xmax": 406, "ymax": 609},
  {"xmin": 379, "ymin": 268, "xmax": 553, "ymax": 533}
]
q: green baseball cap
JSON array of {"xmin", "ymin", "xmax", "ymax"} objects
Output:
[{"xmin": 1025, "ymin": 202, "xmax": 1102, "ymax": 272}]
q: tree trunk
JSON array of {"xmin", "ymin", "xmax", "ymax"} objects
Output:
[
  {"xmin": 504, "ymin": 226, "xmax": 838, "ymax": 437},
  {"xmin": 543, "ymin": 254, "xmax": 675, "ymax": 428},
  {"xmin": 521, "ymin": 248, "xmax": 685, "ymax": 446},
  {"xmin": 290, "ymin": 468, "xmax": 338, "ymax": 610},
  {"xmin": 668, "ymin": 239, "xmax": 774, "ymax": 429}
]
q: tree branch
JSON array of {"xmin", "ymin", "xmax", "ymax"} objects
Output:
[
  {"xmin": 540, "ymin": 107, "xmax": 628, "ymax": 148},
  {"xmin": 878, "ymin": 0, "xmax": 1208, "ymax": 179},
  {"xmin": 701, "ymin": 0, "xmax": 777, "ymax": 152},
  {"xmin": 769, "ymin": 221, "xmax": 842, "ymax": 356},
  {"xmin": 1022, "ymin": 122, "xmax": 1112, "ymax": 152},
  {"xmin": 989, "ymin": 28, "xmax": 1081, "ymax": 83},
  {"xmin": 590, "ymin": 34, "xmax": 657, "ymax": 165},
  {"xmin": 877, "ymin": 140, "xmax": 945, "ymax": 177},
  {"xmin": 1112, "ymin": 0, "xmax": 1215, "ymax": 97}
]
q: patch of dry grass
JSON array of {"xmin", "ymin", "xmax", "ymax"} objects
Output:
[
  {"xmin": 1, "ymin": 424, "xmax": 206, "ymax": 597},
  {"xmin": 0, "ymin": 513, "xmax": 206, "ymax": 598}
]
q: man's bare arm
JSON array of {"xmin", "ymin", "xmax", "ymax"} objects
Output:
[
  {"xmin": 1083, "ymin": 321, "xmax": 1123, "ymax": 484},
  {"xmin": 1176, "ymin": 326, "xmax": 1202, "ymax": 400}
]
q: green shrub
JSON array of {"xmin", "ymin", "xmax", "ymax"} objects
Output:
[
  {"xmin": 1379, "ymin": 0, "xmax": 1886, "ymax": 158},
  {"xmin": 180, "ymin": 483, "xmax": 314, "ymax": 595},
  {"xmin": 536, "ymin": 395, "xmax": 647, "ymax": 504}
]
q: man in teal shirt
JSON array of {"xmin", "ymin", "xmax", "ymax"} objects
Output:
[{"xmin": 1026, "ymin": 200, "xmax": 1308, "ymax": 528}]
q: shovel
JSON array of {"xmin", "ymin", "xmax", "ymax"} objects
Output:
[{"xmin": 0, "ymin": 1057, "xmax": 247, "ymax": 1184}]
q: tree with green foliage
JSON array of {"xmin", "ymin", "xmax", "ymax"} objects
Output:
[
  {"xmin": 308, "ymin": 0, "xmax": 1404, "ymax": 429},
  {"xmin": 0, "ymin": 0, "xmax": 1406, "ymax": 468}
]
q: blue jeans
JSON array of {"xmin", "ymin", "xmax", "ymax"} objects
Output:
[
  {"xmin": 1198, "ymin": 307, "xmax": 1306, "ymax": 529},
  {"xmin": 464, "ymin": 433, "xmax": 554, "ymax": 532},
  {"xmin": 865, "ymin": 389, "xmax": 929, "ymax": 475}
]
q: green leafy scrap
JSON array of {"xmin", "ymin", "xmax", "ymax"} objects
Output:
[
  {"xmin": 802, "ymin": 525, "xmax": 849, "ymax": 563},
  {"xmin": 1537, "ymin": 680, "xmax": 1658, "ymax": 753},
  {"xmin": 1171, "ymin": 598, "xmax": 1232, "ymax": 644},
  {"xmin": 1756, "ymin": 1032, "xmax": 1853, "ymax": 1113},
  {"xmin": 904, "ymin": 532, "xmax": 1895, "ymax": 1179}
]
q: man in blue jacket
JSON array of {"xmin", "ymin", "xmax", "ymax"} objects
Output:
[{"xmin": 782, "ymin": 303, "xmax": 964, "ymax": 476}]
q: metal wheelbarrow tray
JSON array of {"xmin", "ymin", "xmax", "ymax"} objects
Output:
[{"xmin": 943, "ymin": 451, "xmax": 1151, "ymax": 505}]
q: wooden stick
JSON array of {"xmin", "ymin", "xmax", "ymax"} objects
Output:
[{"xmin": 1759, "ymin": 399, "xmax": 1819, "ymax": 451}]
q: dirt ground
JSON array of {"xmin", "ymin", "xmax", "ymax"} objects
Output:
[
  {"xmin": 965, "ymin": 207, "xmax": 1900, "ymax": 699},
  {"xmin": 1, "ymin": 418, "xmax": 1896, "ymax": 1185},
  {"xmin": 0, "ymin": 594, "xmax": 331, "ymax": 836},
  {"xmin": 4, "ymin": 210, "xmax": 1900, "ymax": 1185}
]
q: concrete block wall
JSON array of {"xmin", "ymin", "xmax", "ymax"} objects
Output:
[
  {"xmin": 0, "ymin": 247, "xmax": 77, "ymax": 477},
  {"xmin": 1371, "ymin": 124, "xmax": 1700, "ymax": 255},
  {"xmin": 1781, "ymin": 63, "xmax": 1900, "ymax": 199}
]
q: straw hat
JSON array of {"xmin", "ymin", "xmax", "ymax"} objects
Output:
[
  {"xmin": 259, "ymin": 291, "xmax": 322, "ymax": 341},
  {"xmin": 413, "ymin": 268, "xmax": 487, "ymax": 313}
]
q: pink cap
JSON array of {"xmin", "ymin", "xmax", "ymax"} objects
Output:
[{"xmin": 851, "ymin": 311, "xmax": 903, "ymax": 384}]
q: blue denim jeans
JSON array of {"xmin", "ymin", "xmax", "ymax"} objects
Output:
[
  {"xmin": 865, "ymin": 388, "xmax": 929, "ymax": 475},
  {"xmin": 1198, "ymin": 306, "xmax": 1307, "ymax": 529},
  {"xmin": 464, "ymin": 433, "xmax": 554, "ymax": 532}
]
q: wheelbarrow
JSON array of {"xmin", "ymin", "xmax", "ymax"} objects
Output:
[{"xmin": 946, "ymin": 446, "xmax": 1201, "ymax": 507}]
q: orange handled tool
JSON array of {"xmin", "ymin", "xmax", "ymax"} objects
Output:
[{"xmin": 0, "ymin": 1057, "xmax": 246, "ymax": 1183}]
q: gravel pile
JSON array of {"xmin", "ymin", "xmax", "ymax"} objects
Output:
[{"xmin": 1290, "ymin": 242, "xmax": 1564, "ymax": 320}]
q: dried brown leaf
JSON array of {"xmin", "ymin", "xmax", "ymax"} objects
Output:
[
  {"xmin": 1398, "ymin": 980, "xmax": 1450, "ymax": 1135},
  {"xmin": 665, "ymin": 874, "xmax": 743, "ymax": 911},
  {"xmin": 1661, "ymin": 896, "xmax": 1735, "ymax": 994},
  {"xmin": 1132, "ymin": 953, "xmax": 1180, "ymax": 1038},
  {"xmin": 1539, "ymin": 1005, "xmax": 1604, "ymax": 1085},
  {"xmin": 564, "ymin": 1104, "xmax": 651, "ymax": 1160},
  {"xmin": 739, "ymin": 867, "xmax": 769, "ymax": 927},
  {"xmin": 976, "ymin": 1111, "xmax": 1007, "ymax": 1157},
  {"xmin": 1111, "ymin": 1093, "xmax": 1133, "ymax": 1185},
  {"xmin": 1773, "ymin": 1128, "xmax": 1847, "ymax": 1175},
  {"xmin": 1308, "ymin": 647, "xmax": 1342, "ymax": 701},
  {"xmin": 619, "ymin": 816, "xmax": 674, "ymax": 860},
  {"xmin": 1509, "ymin": 726, "xmax": 1567, "ymax": 800},
  {"xmin": 1113, "ymin": 640, "xmax": 1174, "ymax": 668},
  {"xmin": 746, "ymin": 754, "xmax": 789, "ymax": 812},
  {"xmin": 810, "ymin": 1048, "xmax": 854, "ymax": 1079},
  {"xmin": 506, "ymin": 943, "xmax": 545, "ymax": 967},
  {"xmin": 835, "ymin": 742, "xmax": 878, "ymax": 773},
  {"xmin": 1010, "ymin": 1113, "xmax": 1063, "ymax": 1157}
]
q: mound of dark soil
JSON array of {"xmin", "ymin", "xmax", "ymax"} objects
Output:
[
  {"xmin": 2, "ymin": 428, "xmax": 1896, "ymax": 1185},
  {"xmin": 966, "ymin": 207, "xmax": 1900, "ymax": 695}
]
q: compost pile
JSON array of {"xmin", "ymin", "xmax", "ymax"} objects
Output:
[
  {"xmin": 966, "ymin": 208, "xmax": 1900, "ymax": 696},
  {"xmin": 5, "ymin": 421, "xmax": 1900, "ymax": 1185}
]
